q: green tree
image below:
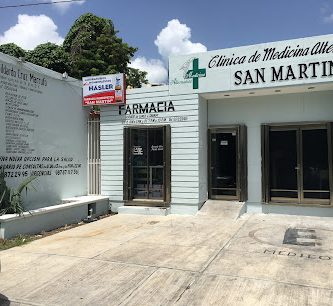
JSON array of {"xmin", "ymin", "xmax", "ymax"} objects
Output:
[
  {"xmin": 126, "ymin": 67, "xmax": 148, "ymax": 88},
  {"xmin": 63, "ymin": 13, "xmax": 147, "ymax": 87},
  {"xmin": 0, "ymin": 43, "xmax": 26, "ymax": 58},
  {"xmin": 25, "ymin": 43, "xmax": 70, "ymax": 74},
  {"xmin": 0, "ymin": 14, "xmax": 148, "ymax": 87}
]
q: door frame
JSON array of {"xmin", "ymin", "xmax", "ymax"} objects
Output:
[
  {"xmin": 123, "ymin": 125, "xmax": 171, "ymax": 207},
  {"xmin": 261, "ymin": 122, "xmax": 333, "ymax": 206},
  {"xmin": 208, "ymin": 125, "xmax": 247, "ymax": 202}
]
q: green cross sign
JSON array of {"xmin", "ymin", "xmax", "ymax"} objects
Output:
[{"xmin": 185, "ymin": 58, "xmax": 206, "ymax": 89}]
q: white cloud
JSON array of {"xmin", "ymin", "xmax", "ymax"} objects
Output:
[
  {"xmin": 321, "ymin": 4, "xmax": 333, "ymax": 23},
  {"xmin": 36, "ymin": 0, "xmax": 85, "ymax": 13},
  {"xmin": 130, "ymin": 57, "xmax": 168, "ymax": 84},
  {"xmin": 324, "ymin": 13, "xmax": 333, "ymax": 23},
  {"xmin": 154, "ymin": 19, "xmax": 207, "ymax": 61},
  {"xmin": 0, "ymin": 14, "xmax": 64, "ymax": 50},
  {"xmin": 130, "ymin": 19, "xmax": 206, "ymax": 84}
]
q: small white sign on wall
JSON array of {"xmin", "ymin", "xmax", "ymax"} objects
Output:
[{"xmin": 132, "ymin": 146, "xmax": 143, "ymax": 155}]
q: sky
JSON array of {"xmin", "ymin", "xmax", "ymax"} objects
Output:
[{"xmin": 1, "ymin": 0, "xmax": 333, "ymax": 83}]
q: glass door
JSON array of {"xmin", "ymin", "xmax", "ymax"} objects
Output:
[
  {"xmin": 131, "ymin": 127, "xmax": 164, "ymax": 200},
  {"xmin": 264, "ymin": 124, "xmax": 332, "ymax": 205},
  {"xmin": 269, "ymin": 128, "xmax": 299, "ymax": 202},
  {"xmin": 124, "ymin": 126, "xmax": 170, "ymax": 205},
  {"xmin": 147, "ymin": 128, "xmax": 164, "ymax": 200},
  {"xmin": 301, "ymin": 127, "xmax": 330, "ymax": 203},
  {"xmin": 209, "ymin": 126, "xmax": 247, "ymax": 201},
  {"xmin": 210, "ymin": 130, "xmax": 238, "ymax": 199},
  {"xmin": 131, "ymin": 128, "xmax": 149, "ymax": 199}
]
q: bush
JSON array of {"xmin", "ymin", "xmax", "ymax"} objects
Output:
[{"xmin": 0, "ymin": 169, "xmax": 37, "ymax": 215}]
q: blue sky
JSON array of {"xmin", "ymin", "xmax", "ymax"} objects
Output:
[{"xmin": 1, "ymin": 0, "xmax": 333, "ymax": 82}]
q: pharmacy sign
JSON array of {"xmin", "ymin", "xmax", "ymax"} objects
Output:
[{"xmin": 184, "ymin": 58, "xmax": 206, "ymax": 89}]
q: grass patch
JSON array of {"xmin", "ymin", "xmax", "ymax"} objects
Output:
[{"xmin": 0, "ymin": 235, "xmax": 34, "ymax": 251}]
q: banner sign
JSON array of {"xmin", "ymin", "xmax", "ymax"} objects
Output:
[
  {"xmin": 82, "ymin": 73, "xmax": 126, "ymax": 106},
  {"xmin": 169, "ymin": 34, "xmax": 333, "ymax": 95}
]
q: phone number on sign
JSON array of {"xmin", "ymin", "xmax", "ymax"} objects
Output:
[{"xmin": 55, "ymin": 169, "xmax": 79, "ymax": 175}]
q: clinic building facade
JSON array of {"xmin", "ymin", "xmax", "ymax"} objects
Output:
[{"xmin": 100, "ymin": 34, "xmax": 333, "ymax": 216}]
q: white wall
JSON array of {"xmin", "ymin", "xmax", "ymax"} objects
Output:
[
  {"xmin": 0, "ymin": 53, "xmax": 87, "ymax": 210},
  {"xmin": 199, "ymin": 96, "xmax": 208, "ymax": 205},
  {"xmin": 208, "ymin": 90, "xmax": 333, "ymax": 208},
  {"xmin": 100, "ymin": 86, "xmax": 202, "ymax": 214}
]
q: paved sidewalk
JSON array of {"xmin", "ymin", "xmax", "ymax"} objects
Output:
[{"xmin": 0, "ymin": 201, "xmax": 332, "ymax": 305}]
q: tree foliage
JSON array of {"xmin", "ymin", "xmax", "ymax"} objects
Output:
[
  {"xmin": 125, "ymin": 67, "xmax": 148, "ymax": 88},
  {"xmin": 63, "ymin": 13, "xmax": 147, "ymax": 87},
  {"xmin": 0, "ymin": 43, "xmax": 26, "ymax": 58},
  {"xmin": 0, "ymin": 13, "xmax": 148, "ymax": 88},
  {"xmin": 26, "ymin": 43, "xmax": 70, "ymax": 73}
]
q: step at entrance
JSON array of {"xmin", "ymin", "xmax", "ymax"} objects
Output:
[
  {"xmin": 198, "ymin": 200, "xmax": 246, "ymax": 219},
  {"xmin": 118, "ymin": 206, "xmax": 171, "ymax": 216}
]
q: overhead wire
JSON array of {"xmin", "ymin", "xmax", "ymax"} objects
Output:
[{"xmin": 0, "ymin": 0, "xmax": 86, "ymax": 9}]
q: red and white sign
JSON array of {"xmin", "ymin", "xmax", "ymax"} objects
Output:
[{"xmin": 82, "ymin": 74, "xmax": 126, "ymax": 106}]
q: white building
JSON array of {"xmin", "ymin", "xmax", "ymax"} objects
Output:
[
  {"xmin": 0, "ymin": 52, "xmax": 108, "ymax": 239},
  {"xmin": 101, "ymin": 34, "xmax": 333, "ymax": 217}
]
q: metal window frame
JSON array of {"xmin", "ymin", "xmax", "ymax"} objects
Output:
[
  {"xmin": 87, "ymin": 116, "xmax": 101, "ymax": 195},
  {"xmin": 123, "ymin": 125, "xmax": 171, "ymax": 207},
  {"xmin": 261, "ymin": 121, "xmax": 333, "ymax": 207}
]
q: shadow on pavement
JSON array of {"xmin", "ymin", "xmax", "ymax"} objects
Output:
[{"xmin": 0, "ymin": 293, "xmax": 10, "ymax": 306}]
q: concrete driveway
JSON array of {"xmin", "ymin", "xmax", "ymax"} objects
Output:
[{"xmin": 0, "ymin": 201, "xmax": 332, "ymax": 305}]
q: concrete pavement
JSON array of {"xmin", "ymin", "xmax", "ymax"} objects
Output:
[{"xmin": 0, "ymin": 201, "xmax": 332, "ymax": 305}]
